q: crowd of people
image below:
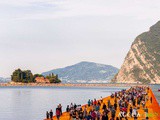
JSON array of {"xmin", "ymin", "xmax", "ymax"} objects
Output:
[{"xmin": 46, "ymin": 86, "xmax": 152, "ymax": 120}]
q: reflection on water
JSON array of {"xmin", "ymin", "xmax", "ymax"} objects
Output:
[{"xmin": 0, "ymin": 86, "xmax": 127, "ymax": 120}]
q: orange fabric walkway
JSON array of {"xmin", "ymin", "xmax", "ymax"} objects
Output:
[{"xmin": 44, "ymin": 87, "xmax": 160, "ymax": 120}]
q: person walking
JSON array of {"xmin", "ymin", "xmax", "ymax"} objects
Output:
[
  {"xmin": 96, "ymin": 110, "xmax": 101, "ymax": 120},
  {"xmin": 49, "ymin": 109, "xmax": 53, "ymax": 120},
  {"xmin": 129, "ymin": 107, "xmax": 133, "ymax": 117},
  {"xmin": 144, "ymin": 106, "xmax": 148, "ymax": 119},
  {"xmin": 114, "ymin": 102, "xmax": 117, "ymax": 110},
  {"xmin": 88, "ymin": 99, "xmax": 91, "ymax": 107},
  {"xmin": 102, "ymin": 111, "xmax": 108, "ymax": 120},
  {"xmin": 132, "ymin": 107, "xmax": 138, "ymax": 120},
  {"xmin": 56, "ymin": 107, "xmax": 61, "ymax": 120},
  {"xmin": 102, "ymin": 103, "xmax": 106, "ymax": 110},
  {"xmin": 46, "ymin": 111, "xmax": 49, "ymax": 119},
  {"xmin": 91, "ymin": 110, "xmax": 96, "ymax": 120},
  {"xmin": 72, "ymin": 111, "xmax": 76, "ymax": 120},
  {"xmin": 66, "ymin": 105, "xmax": 70, "ymax": 112},
  {"xmin": 111, "ymin": 107, "xmax": 116, "ymax": 119},
  {"xmin": 107, "ymin": 100, "xmax": 110, "ymax": 108},
  {"xmin": 58, "ymin": 104, "xmax": 62, "ymax": 115},
  {"xmin": 150, "ymin": 97, "xmax": 152, "ymax": 103}
]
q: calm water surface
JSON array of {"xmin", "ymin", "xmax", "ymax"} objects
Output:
[{"xmin": 0, "ymin": 86, "xmax": 127, "ymax": 120}]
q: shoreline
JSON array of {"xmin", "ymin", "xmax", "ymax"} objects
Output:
[{"xmin": 0, "ymin": 82, "xmax": 157, "ymax": 87}]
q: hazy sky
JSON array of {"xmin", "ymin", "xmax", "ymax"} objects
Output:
[{"xmin": 0, "ymin": 0, "xmax": 160, "ymax": 77}]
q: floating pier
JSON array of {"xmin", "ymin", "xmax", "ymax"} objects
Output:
[{"xmin": 44, "ymin": 87, "xmax": 160, "ymax": 120}]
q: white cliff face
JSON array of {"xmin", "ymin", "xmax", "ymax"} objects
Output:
[{"xmin": 113, "ymin": 21, "xmax": 160, "ymax": 84}]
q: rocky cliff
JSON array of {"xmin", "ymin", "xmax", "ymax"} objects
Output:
[{"xmin": 113, "ymin": 21, "xmax": 160, "ymax": 84}]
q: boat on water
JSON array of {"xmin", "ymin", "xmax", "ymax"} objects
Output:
[{"xmin": 158, "ymin": 89, "xmax": 160, "ymax": 92}]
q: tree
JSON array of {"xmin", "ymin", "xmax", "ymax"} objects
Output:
[
  {"xmin": 11, "ymin": 69, "xmax": 35, "ymax": 83},
  {"xmin": 46, "ymin": 73, "xmax": 61, "ymax": 83}
]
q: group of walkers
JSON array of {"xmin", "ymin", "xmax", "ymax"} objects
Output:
[
  {"xmin": 46, "ymin": 104, "xmax": 62, "ymax": 120},
  {"xmin": 46, "ymin": 86, "xmax": 152, "ymax": 120}
]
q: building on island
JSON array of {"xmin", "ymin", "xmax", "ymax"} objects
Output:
[{"xmin": 35, "ymin": 77, "xmax": 50, "ymax": 83}]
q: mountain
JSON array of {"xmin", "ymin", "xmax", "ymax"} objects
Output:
[
  {"xmin": 0, "ymin": 77, "xmax": 10, "ymax": 83},
  {"xmin": 113, "ymin": 21, "xmax": 160, "ymax": 84},
  {"xmin": 42, "ymin": 61, "xmax": 119, "ymax": 83}
]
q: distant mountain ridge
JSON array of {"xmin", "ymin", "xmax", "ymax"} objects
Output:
[
  {"xmin": 42, "ymin": 61, "xmax": 119, "ymax": 83},
  {"xmin": 0, "ymin": 77, "xmax": 10, "ymax": 83}
]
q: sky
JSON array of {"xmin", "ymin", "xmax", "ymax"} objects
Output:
[{"xmin": 0, "ymin": 0, "xmax": 160, "ymax": 77}]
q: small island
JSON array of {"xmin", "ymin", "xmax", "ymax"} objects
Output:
[{"xmin": 11, "ymin": 68, "xmax": 61, "ymax": 84}]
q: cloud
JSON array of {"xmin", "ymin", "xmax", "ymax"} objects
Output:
[
  {"xmin": 0, "ymin": 0, "xmax": 160, "ymax": 20},
  {"xmin": 0, "ymin": 0, "xmax": 64, "ymax": 20}
]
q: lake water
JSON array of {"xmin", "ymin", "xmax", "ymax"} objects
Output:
[
  {"xmin": 0, "ymin": 85, "xmax": 159, "ymax": 120},
  {"xmin": 0, "ymin": 86, "xmax": 128, "ymax": 120}
]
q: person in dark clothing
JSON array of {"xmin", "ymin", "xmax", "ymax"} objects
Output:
[
  {"xmin": 79, "ymin": 110, "xmax": 83, "ymax": 120},
  {"xmin": 150, "ymin": 97, "xmax": 152, "ymax": 103},
  {"xmin": 114, "ymin": 102, "xmax": 117, "ymax": 110},
  {"xmin": 111, "ymin": 108, "xmax": 116, "ymax": 119},
  {"xmin": 137, "ymin": 99, "xmax": 141, "ymax": 109},
  {"xmin": 66, "ymin": 105, "xmax": 70, "ymax": 112},
  {"xmin": 88, "ymin": 99, "xmax": 91, "ymax": 107},
  {"xmin": 106, "ymin": 114, "xmax": 109, "ymax": 120},
  {"xmin": 102, "ymin": 115, "xmax": 106, "ymax": 120},
  {"xmin": 102, "ymin": 103, "xmax": 106, "ymax": 110},
  {"xmin": 46, "ymin": 111, "xmax": 49, "ymax": 119},
  {"xmin": 129, "ymin": 107, "xmax": 133, "ymax": 117},
  {"xmin": 49, "ymin": 109, "xmax": 53, "ymax": 120},
  {"xmin": 72, "ymin": 111, "xmax": 76, "ymax": 120},
  {"xmin": 86, "ymin": 113, "xmax": 92, "ymax": 120},
  {"xmin": 74, "ymin": 104, "xmax": 77, "ymax": 109},
  {"xmin": 102, "ymin": 112, "xmax": 108, "ymax": 120},
  {"xmin": 107, "ymin": 100, "xmax": 110, "ymax": 108},
  {"xmin": 133, "ymin": 99, "xmax": 136, "ymax": 107}
]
